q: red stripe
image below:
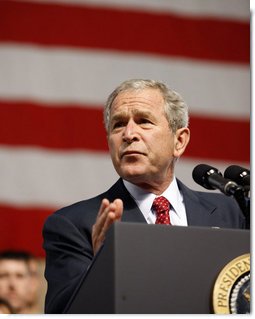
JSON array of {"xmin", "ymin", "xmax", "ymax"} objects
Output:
[
  {"xmin": 0, "ymin": 100, "xmax": 108, "ymax": 151},
  {"xmin": 0, "ymin": 100, "xmax": 250, "ymax": 162},
  {"xmin": 0, "ymin": 204, "xmax": 54, "ymax": 257},
  {"xmin": 188, "ymin": 115, "xmax": 250, "ymax": 162},
  {"xmin": 0, "ymin": 1, "xmax": 249, "ymax": 64}
]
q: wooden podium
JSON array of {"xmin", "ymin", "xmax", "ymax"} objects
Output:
[{"xmin": 64, "ymin": 223, "xmax": 250, "ymax": 314}]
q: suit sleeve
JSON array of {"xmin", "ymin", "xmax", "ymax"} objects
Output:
[{"xmin": 42, "ymin": 213, "xmax": 94, "ymax": 314}]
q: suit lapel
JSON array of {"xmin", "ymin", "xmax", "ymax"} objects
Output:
[
  {"xmin": 177, "ymin": 179, "xmax": 217, "ymax": 226},
  {"xmin": 106, "ymin": 179, "xmax": 147, "ymax": 223}
]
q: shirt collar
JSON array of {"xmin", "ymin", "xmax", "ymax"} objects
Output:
[{"xmin": 123, "ymin": 177, "xmax": 184, "ymax": 219}]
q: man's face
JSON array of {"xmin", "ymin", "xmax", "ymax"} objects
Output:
[
  {"xmin": 108, "ymin": 88, "xmax": 179, "ymax": 188},
  {"xmin": 0, "ymin": 260, "xmax": 30, "ymax": 313}
]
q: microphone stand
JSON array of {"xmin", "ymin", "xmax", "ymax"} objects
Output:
[{"xmin": 232, "ymin": 186, "xmax": 250, "ymax": 229}]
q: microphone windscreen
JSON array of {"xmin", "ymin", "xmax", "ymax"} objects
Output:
[
  {"xmin": 192, "ymin": 164, "xmax": 218, "ymax": 189},
  {"xmin": 224, "ymin": 165, "xmax": 250, "ymax": 185}
]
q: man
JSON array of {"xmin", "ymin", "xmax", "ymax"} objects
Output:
[
  {"xmin": 43, "ymin": 79, "xmax": 245, "ymax": 314},
  {"xmin": 0, "ymin": 250, "xmax": 38, "ymax": 314}
]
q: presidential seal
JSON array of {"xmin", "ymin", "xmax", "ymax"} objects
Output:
[{"xmin": 213, "ymin": 254, "xmax": 250, "ymax": 314}]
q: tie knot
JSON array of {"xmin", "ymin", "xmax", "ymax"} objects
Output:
[
  {"xmin": 152, "ymin": 196, "xmax": 170, "ymax": 214},
  {"xmin": 152, "ymin": 196, "xmax": 171, "ymax": 224}
]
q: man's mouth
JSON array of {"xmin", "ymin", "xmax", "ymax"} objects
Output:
[
  {"xmin": 121, "ymin": 151, "xmax": 145, "ymax": 158},
  {"xmin": 7, "ymin": 292, "xmax": 19, "ymax": 300}
]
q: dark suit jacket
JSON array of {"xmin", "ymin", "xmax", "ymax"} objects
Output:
[{"xmin": 42, "ymin": 178, "xmax": 245, "ymax": 313}]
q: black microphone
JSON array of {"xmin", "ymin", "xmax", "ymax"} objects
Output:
[
  {"xmin": 224, "ymin": 165, "xmax": 250, "ymax": 186},
  {"xmin": 192, "ymin": 164, "xmax": 241, "ymax": 196}
]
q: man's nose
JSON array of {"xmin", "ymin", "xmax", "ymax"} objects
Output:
[
  {"xmin": 7, "ymin": 277, "xmax": 17, "ymax": 290},
  {"xmin": 122, "ymin": 120, "xmax": 139, "ymax": 143}
]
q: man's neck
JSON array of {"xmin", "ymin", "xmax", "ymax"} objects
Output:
[{"xmin": 123, "ymin": 176, "xmax": 174, "ymax": 195}]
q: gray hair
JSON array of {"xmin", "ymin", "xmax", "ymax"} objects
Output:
[{"xmin": 104, "ymin": 79, "xmax": 189, "ymax": 133}]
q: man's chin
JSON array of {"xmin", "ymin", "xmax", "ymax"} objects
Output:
[
  {"xmin": 6, "ymin": 298, "xmax": 23, "ymax": 311},
  {"xmin": 120, "ymin": 169, "xmax": 146, "ymax": 182}
]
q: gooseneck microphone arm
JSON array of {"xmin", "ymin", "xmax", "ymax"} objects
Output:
[
  {"xmin": 224, "ymin": 165, "xmax": 250, "ymax": 229},
  {"xmin": 233, "ymin": 188, "xmax": 250, "ymax": 229},
  {"xmin": 192, "ymin": 164, "xmax": 242, "ymax": 195}
]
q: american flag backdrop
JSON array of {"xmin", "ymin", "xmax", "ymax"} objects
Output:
[{"xmin": 0, "ymin": 0, "xmax": 250, "ymax": 257}]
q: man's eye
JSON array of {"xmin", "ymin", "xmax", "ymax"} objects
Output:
[
  {"xmin": 113, "ymin": 122, "xmax": 125, "ymax": 129},
  {"xmin": 139, "ymin": 118, "xmax": 152, "ymax": 125}
]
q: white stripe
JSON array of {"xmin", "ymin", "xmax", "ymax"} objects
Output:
[
  {"xmin": 0, "ymin": 147, "xmax": 249, "ymax": 208},
  {"xmin": 0, "ymin": 147, "xmax": 118, "ymax": 208},
  {"xmin": 18, "ymin": 0, "xmax": 250, "ymax": 21},
  {"xmin": 0, "ymin": 44, "xmax": 250, "ymax": 118}
]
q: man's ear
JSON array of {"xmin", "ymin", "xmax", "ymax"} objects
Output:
[{"xmin": 173, "ymin": 127, "xmax": 190, "ymax": 158}]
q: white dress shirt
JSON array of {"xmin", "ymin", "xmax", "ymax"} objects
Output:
[{"xmin": 123, "ymin": 177, "xmax": 188, "ymax": 226}]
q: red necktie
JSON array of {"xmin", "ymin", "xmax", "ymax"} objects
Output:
[{"xmin": 152, "ymin": 196, "xmax": 171, "ymax": 225}]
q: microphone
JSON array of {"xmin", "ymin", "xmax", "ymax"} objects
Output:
[
  {"xmin": 192, "ymin": 164, "xmax": 241, "ymax": 196},
  {"xmin": 224, "ymin": 165, "xmax": 250, "ymax": 186}
]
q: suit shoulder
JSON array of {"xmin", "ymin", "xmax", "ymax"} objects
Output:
[
  {"xmin": 57, "ymin": 194, "xmax": 103, "ymax": 215},
  {"xmin": 194, "ymin": 189, "xmax": 240, "ymax": 208},
  {"xmin": 46, "ymin": 178, "xmax": 123, "ymax": 224},
  {"xmin": 44, "ymin": 192, "xmax": 105, "ymax": 231},
  {"xmin": 177, "ymin": 179, "xmax": 240, "ymax": 208}
]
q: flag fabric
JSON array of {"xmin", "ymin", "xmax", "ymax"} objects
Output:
[{"xmin": 0, "ymin": 0, "xmax": 250, "ymax": 257}]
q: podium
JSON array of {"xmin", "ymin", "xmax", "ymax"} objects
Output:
[{"xmin": 65, "ymin": 223, "xmax": 250, "ymax": 314}]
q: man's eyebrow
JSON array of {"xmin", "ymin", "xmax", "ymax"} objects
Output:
[
  {"xmin": 112, "ymin": 109, "xmax": 156, "ymax": 120},
  {"xmin": 111, "ymin": 112, "xmax": 128, "ymax": 122},
  {"xmin": 132, "ymin": 109, "xmax": 156, "ymax": 118}
]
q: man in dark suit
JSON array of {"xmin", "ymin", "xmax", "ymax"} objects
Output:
[{"xmin": 43, "ymin": 79, "xmax": 245, "ymax": 314}]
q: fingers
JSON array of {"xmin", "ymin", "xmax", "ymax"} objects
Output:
[
  {"xmin": 94, "ymin": 198, "xmax": 110, "ymax": 232},
  {"xmin": 92, "ymin": 198, "xmax": 123, "ymax": 255},
  {"xmin": 113, "ymin": 199, "xmax": 123, "ymax": 221}
]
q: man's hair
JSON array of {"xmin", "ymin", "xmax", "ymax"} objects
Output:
[
  {"xmin": 0, "ymin": 250, "xmax": 34, "ymax": 263},
  {"xmin": 104, "ymin": 79, "xmax": 189, "ymax": 133}
]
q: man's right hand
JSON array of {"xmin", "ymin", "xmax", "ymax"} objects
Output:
[{"xmin": 92, "ymin": 198, "xmax": 123, "ymax": 255}]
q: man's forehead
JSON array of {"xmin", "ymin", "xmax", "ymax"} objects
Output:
[
  {"xmin": 0, "ymin": 260, "xmax": 28, "ymax": 272},
  {"xmin": 111, "ymin": 94, "xmax": 164, "ymax": 116}
]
